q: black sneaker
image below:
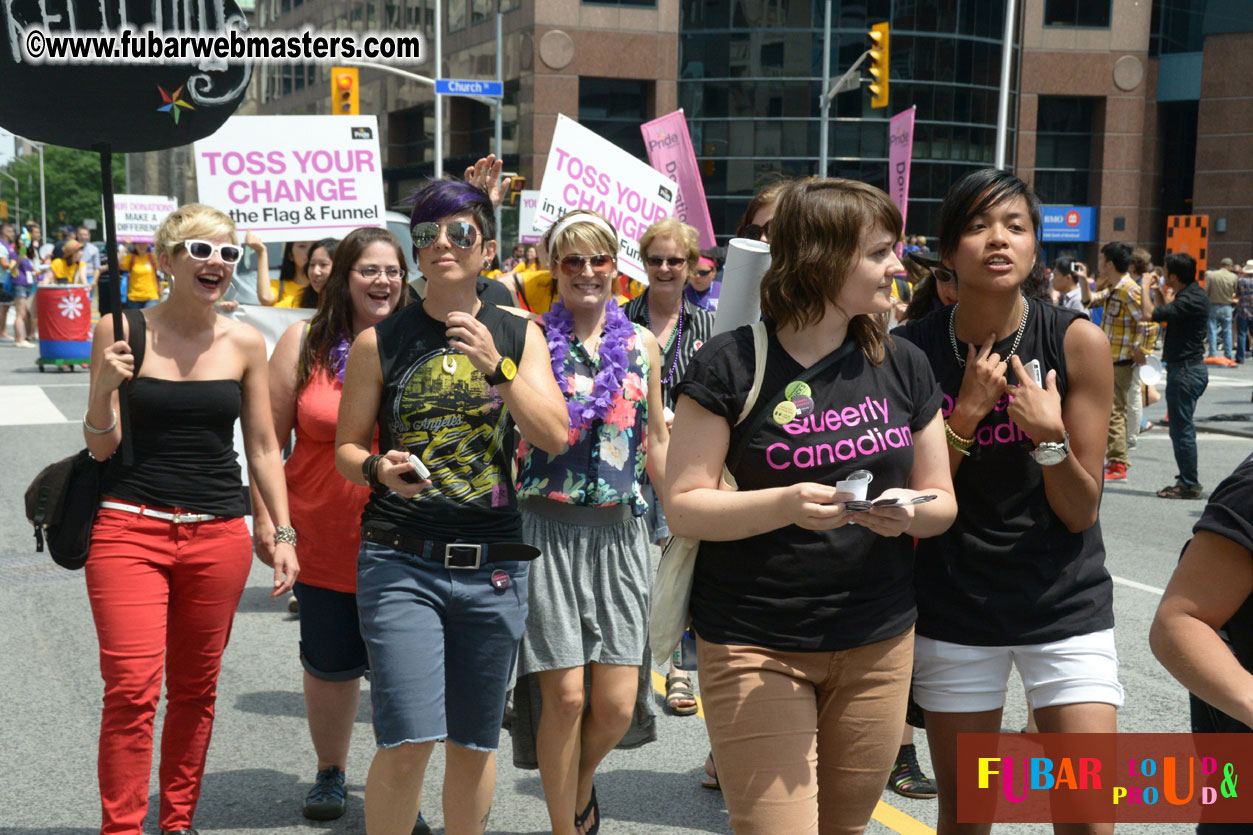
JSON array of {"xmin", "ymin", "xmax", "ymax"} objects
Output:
[
  {"xmin": 888, "ymin": 744, "xmax": 938, "ymax": 799},
  {"xmin": 303, "ymin": 765, "xmax": 347, "ymax": 820},
  {"xmin": 413, "ymin": 810, "xmax": 432, "ymax": 835}
]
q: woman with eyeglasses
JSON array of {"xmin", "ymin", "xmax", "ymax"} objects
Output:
[
  {"xmin": 509, "ymin": 209, "xmax": 669, "ymax": 835},
  {"xmin": 335, "ymin": 179, "xmax": 568, "ymax": 835},
  {"xmin": 83, "ymin": 204, "xmax": 299, "ymax": 835},
  {"xmin": 248, "ymin": 227, "xmax": 405, "ymax": 823},
  {"xmin": 892, "ymin": 169, "xmax": 1119, "ymax": 835}
]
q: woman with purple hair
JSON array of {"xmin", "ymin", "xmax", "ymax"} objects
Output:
[
  {"xmin": 335, "ymin": 178, "xmax": 568, "ymax": 835},
  {"xmin": 512, "ymin": 210, "xmax": 669, "ymax": 835}
]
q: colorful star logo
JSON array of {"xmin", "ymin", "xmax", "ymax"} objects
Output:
[{"xmin": 157, "ymin": 85, "xmax": 194, "ymax": 124}]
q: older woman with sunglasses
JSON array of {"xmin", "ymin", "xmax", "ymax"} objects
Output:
[
  {"xmin": 336, "ymin": 179, "xmax": 567, "ymax": 835},
  {"xmin": 510, "ymin": 209, "xmax": 669, "ymax": 835},
  {"xmin": 83, "ymin": 204, "xmax": 299, "ymax": 835}
]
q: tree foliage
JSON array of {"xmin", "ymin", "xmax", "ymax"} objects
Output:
[{"xmin": 1, "ymin": 145, "xmax": 125, "ymax": 235}]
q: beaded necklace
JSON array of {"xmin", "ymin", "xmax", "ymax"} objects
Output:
[{"xmin": 646, "ymin": 295, "xmax": 684, "ymax": 385}]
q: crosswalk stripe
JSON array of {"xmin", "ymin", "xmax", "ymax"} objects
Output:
[{"xmin": 0, "ymin": 385, "xmax": 73, "ymax": 425}]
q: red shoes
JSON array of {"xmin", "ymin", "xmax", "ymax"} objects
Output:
[{"xmin": 1104, "ymin": 462, "xmax": 1128, "ymax": 481}]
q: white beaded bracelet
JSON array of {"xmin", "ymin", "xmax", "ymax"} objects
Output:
[{"xmin": 83, "ymin": 408, "xmax": 118, "ymax": 435}]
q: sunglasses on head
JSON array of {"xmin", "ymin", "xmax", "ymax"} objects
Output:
[
  {"xmin": 411, "ymin": 221, "xmax": 479, "ymax": 250},
  {"xmin": 183, "ymin": 239, "xmax": 243, "ymax": 265},
  {"xmin": 743, "ymin": 220, "xmax": 771, "ymax": 241},
  {"xmin": 559, "ymin": 253, "xmax": 615, "ymax": 277},
  {"xmin": 645, "ymin": 256, "xmax": 687, "ymax": 269}
]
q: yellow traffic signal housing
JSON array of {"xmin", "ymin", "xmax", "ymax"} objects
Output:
[
  {"xmin": 868, "ymin": 22, "xmax": 890, "ymax": 109},
  {"xmin": 331, "ymin": 67, "xmax": 360, "ymax": 115}
]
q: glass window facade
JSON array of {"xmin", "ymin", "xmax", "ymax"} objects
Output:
[
  {"xmin": 1033, "ymin": 96, "xmax": 1094, "ymax": 206},
  {"xmin": 1043, "ymin": 0, "xmax": 1111, "ymax": 28},
  {"xmin": 679, "ymin": 0, "xmax": 1016, "ymax": 241},
  {"xmin": 579, "ymin": 78, "xmax": 652, "ymax": 161}
]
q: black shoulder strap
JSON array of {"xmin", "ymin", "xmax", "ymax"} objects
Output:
[{"xmin": 726, "ymin": 336, "xmax": 860, "ymax": 473}]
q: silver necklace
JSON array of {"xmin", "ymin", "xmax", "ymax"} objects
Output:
[{"xmin": 949, "ymin": 297, "xmax": 1029, "ymax": 367}]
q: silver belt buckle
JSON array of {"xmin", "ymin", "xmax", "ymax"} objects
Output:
[
  {"xmin": 444, "ymin": 544, "xmax": 481, "ymax": 569},
  {"xmin": 172, "ymin": 512, "xmax": 203, "ymax": 524}
]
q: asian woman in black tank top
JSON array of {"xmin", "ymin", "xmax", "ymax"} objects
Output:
[
  {"xmin": 894, "ymin": 170, "xmax": 1120, "ymax": 835},
  {"xmin": 82, "ymin": 203, "xmax": 299, "ymax": 835}
]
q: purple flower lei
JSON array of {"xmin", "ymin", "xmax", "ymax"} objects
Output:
[
  {"xmin": 545, "ymin": 298, "xmax": 634, "ymax": 431},
  {"xmin": 328, "ymin": 333, "xmax": 352, "ymax": 382}
]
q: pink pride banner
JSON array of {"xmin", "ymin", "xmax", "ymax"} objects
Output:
[
  {"xmin": 888, "ymin": 107, "xmax": 916, "ymax": 236},
  {"xmin": 641, "ymin": 110, "xmax": 716, "ymax": 249}
]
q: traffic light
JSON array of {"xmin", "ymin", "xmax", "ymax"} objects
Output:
[
  {"xmin": 867, "ymin": 22, "xmax": 890, "ymax": 109},
  {"xmin": 0, "ymin": 201, "xmax": 7, "ymax": 220},
  {"xmin": 331, "ymin": 67, "xmax": 359, "ymax": 115}
]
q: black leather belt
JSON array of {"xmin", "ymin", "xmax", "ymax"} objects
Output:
[{"xmin": 361, "ymin": 524, "xmax": 540, "ymax": 569}]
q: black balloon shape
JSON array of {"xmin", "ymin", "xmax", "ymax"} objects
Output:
[{"xmin": 0, "ymin": 0, "xmax": 250, "ymax": 152}]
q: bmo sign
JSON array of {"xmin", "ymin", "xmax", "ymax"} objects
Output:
[{"xmin": 1040, "ymin": 205, "xmax": 1096, "ymax": 242}]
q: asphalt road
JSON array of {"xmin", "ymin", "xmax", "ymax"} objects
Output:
[{"xmin": 2, "ymin": 323, "xmax": 1245, "ymax": 835}]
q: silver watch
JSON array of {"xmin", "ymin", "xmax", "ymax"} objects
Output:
[{"xmin": 1031, "ymin": 432, "xmax": 1070, "ymax": 466}]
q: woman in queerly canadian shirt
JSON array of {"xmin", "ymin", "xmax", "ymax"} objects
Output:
[
  {"xmin": 893, "ymin": 169, "xmax": 1120, "ymax": 835},
  {"xmin": 512, "ymin": 210, "xmax": 668, "ymax": 835},
  {"xmin": 666, "ymin": 178, "xmax": 957, "ymax": 834},
  {"xmin": 334, "ymin": 179, "xmax": 568, "ymax": 835}
]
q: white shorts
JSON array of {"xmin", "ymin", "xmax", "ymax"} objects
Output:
[{"xmin": 912, "ymin": 629, "xmax": 1124, "ymax": 713}]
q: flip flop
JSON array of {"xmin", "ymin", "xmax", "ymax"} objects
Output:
[
  {"xmin": 665, "ymin": 672, "xmax": 699, "ymax": 716},
  {"xmin": 701, "ymin": 752, "xmax": 720, "ymax": 791},
  {"xmin": 574, "ymin": 785, "xmax": 599, "ymax": 835}
]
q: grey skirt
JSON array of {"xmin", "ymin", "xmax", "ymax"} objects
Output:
[{"xmin": 516, "ymin": 498, "xmax": 652, "ymax": 674}]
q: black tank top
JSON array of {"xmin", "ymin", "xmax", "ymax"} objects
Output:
[
  {"xmin": 100, "ymin": 378, "xmax": 247, "ymax": 517},
  {"xmin": 363, "ymin": 301, "xmax": 529, "ymax": 543},
  {"xmin": 892, "ymin": 301, "xmax": 1114, "ymax": 646}
]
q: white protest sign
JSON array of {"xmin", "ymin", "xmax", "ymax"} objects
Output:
[
  {"xmin": 193, "ymin": 115, "xmax": 385, "ymax": 243},
  {"xmin": 517, "ymin": 190, "xmax": 541, "ymax": 244},
  {"xmin": 113, "ymin": 194, "xmax": 177, "ymax": 243},
  {"xmin": 535, "ymin": 114, "xmax": 677, "ymax": 281}
]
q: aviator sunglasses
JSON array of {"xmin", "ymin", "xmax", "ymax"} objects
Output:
[
  {"xmin": 411, "ymin": 221, "xmax": 479, "ymax": 250},
  {"xmin": 559, "ymin": 253, "xmax": 615, "ymax": 277},
  {"xmin": 183, "ymin": 239, "xmax": 243, "ymax": 265}
]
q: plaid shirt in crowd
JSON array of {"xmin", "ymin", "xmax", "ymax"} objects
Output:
[
  {"xmin": 1238, "ymin": 275, "xmax": 1253, "ymax": 319},
  {"xmin": 1086, "ymin": 276, "xmax": 1148, "ymax": 361}
]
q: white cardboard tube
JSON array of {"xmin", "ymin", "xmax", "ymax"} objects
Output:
[{"xmin": 712, "ymin": 237, "xmax": 771, "ymax": 335}]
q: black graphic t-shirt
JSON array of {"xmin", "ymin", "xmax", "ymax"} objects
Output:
[
  {"xmin": 363, "ymin": 301, "xmax": 528, "ymax": 543},
  {"xmin": 892, "ymin": 302, "xmax": 1114, "ymax": 646},
  {"xmin": 674, "ymin": 326, "xmax": 942, "ymax": 652}
]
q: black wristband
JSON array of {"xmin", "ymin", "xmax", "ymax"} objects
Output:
[{"xmin": 362, "ymin": 454, "xmax": 386, "ymax": 494}]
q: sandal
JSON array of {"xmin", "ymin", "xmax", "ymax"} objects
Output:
[
  {"xmin": 574, "ymin": 785, "xmax": 599, "ymax": 835},
  {"xmin": 701, "ymin": 751, "xmax": 720, "ymax": 791},
  {"xmin": 1158, "ymin": 482, "xmax": 1203, "ymax": 500},
  {"xmin": 665, "ymin": 672, "xmax": 699, "ymax": 716}
]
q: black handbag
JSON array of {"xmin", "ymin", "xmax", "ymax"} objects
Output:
[{"xmin": 24, "ymin": 310, "xmax": 145, "ymax": 569}]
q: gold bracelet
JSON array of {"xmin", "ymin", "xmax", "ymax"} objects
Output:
[{"xmin": 944, "ymin": 421, "xmax": 974, "ymax": 456}]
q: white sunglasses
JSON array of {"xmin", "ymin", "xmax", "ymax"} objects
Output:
[{"xmin": 182, "ymin": 239, "xmax": 243, "ymax": 265}]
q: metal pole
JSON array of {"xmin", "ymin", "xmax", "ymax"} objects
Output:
[
  {"xmin": 994, "ymin": 0, "xmax": 1018, "ymax": 171},
  {"xmin": 38, "ymin": 145, "xmax": 46, "ymax": 237},
  {"xmin": 434, "ymin": 0, "xmax": 443, "ymax": 179},
  {"xmin": 818, "ymin": 0, "xmax": 831, "ymax": 178},
  {"xmin": 494, "ymin": 12, "xmax": 504, "ymax": 245}
]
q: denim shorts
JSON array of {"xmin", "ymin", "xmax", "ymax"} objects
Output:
[
  {"xmin": 292, "ymin": 581, "xmax": 368, "ymax": 681},
  {"xmin": 10, "ymin": 283, "xmax": 31, "ymax": 299},
  {"xmin": 356, "ymin": 539, "xmax": 529, "ymax": 751}
]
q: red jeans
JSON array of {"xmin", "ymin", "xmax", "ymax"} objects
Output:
[{"xmin": 85, "ymin": 507, "xmax": 252, "ymax": 835}]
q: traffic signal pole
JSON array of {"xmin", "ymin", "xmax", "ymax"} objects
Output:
[
  {"xmin": 994, "ymin": 0, "xmax": 1018, "ymax": 171},
  {"xmin": 817, "ymin": 2, "xmax": 876, "ymax": 178}
]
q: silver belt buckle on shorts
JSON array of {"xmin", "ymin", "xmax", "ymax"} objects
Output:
[{"xmin": 444, "ymin": 544, "xmax": 482, "ymax": 570}]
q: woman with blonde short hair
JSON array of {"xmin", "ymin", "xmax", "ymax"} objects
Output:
[{"xmin": 84, "ymin": 203, "xmax": 299, "ymax": 835}]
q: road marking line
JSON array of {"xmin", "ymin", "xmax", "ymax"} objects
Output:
[
  {"xmin": 649, "ymin": 670, "xmax": 937, "ymax": 834},
  {"xmin": 0, "ymin": 385, "xmax": 72, "ymax": 425},
  {"xmin": 1112, "ymin": 575, "xmax": 1165, "ymax": 596}
]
